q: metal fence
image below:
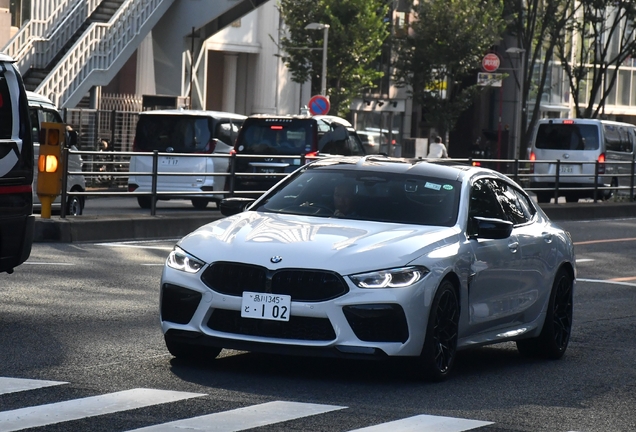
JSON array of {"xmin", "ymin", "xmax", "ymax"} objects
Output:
[{"xmin": 58, "ymin": 149, "xmax": 636, "ymax": 218}]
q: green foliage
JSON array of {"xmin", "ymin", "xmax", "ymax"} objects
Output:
[
  {"xmin": 278, "ymin": 0, "xmax": 389, "ymax": 116},
  {"xmin": 392, "ymin": 0, "xmax": 505, "ymax": 135}
]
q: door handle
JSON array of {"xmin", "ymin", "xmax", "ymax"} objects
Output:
[
  {"xmin": 542, "ymin": 233, "xmax": 553, "ymax": 243},
  {"xmin": 508, "ymin": 241, "xmax": 519, "ymax": 252}
]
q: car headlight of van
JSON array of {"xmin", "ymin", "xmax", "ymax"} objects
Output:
[
  {"xmin": 167, "ymin": 247, "xmax": 206, "ymax": 274},
  {"xmin": 349, "ymin": 266, "xmax": 429, "ymax": 288}
]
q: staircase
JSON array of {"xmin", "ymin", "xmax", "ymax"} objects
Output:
[{"xmin": 23, "ymin": 1, "xmax": 126, "ymax": 92}]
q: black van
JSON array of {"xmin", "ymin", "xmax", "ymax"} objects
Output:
[{"xmin": 231, "ymin": 114, "xmax": 365, "ymax": 196}]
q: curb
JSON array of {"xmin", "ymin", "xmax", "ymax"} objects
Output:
[{"xmin": 33, "ymin": 202, "xmax": 636, "ymax": 243}]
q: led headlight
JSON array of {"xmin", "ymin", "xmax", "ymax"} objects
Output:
[
  {"xmin": 166, "ymin": 246, "xmax": 205, "ymax": 274},
  {"xmin": 349, "ymin": 266, "xmax": 429, "ymax": 289}
]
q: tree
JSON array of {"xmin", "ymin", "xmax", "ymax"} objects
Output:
[
  {"xmin": 392, "ymin": 0, "xmax": 506, "ymax": 138},
  {"xmin": 555, "ymin": 0, "xmax": 636, "ymax": 119},
  {"xmin": 277, "ymin": 0, "xmax": 390, "ymax": 116},
  {"xmin": 506, "ymin": 0, "xmax": 578, "ymax": 158}
]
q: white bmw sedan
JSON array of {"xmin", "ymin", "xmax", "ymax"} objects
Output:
[{"xmin": 160, "ymin": 156, "xmax": 575, "ymax": 381}]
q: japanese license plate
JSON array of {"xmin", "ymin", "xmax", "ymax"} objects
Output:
[
  {"xmin": 241, "ymin": 291, "xmax": 291, "ymax": 322},
  {"xmin": 161, "ymin": 157, "xmax": 178, "ymax": 165},
  {"xmin": 559, "ymin": 165, "xmax": 573, "ymax": 174}
]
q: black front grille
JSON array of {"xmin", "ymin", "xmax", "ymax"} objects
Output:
[
  {"xmin": 207, "ymin": 309, "xmax": 336, "ymax": 341},
  {"xmin": 201, "ymin": 262, "xmax": 348, "ymax": 302},
  {"xmin": 343, "ymin": 304, "xmax": 409, "ymax": 343},
  {"xmin": 161, "ymin": 284, "xmax": 202, "ymax": 324}
]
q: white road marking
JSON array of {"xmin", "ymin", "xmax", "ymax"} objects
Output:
[
  {"xmin": 23, "ymin": 262, "xmax": 75, "ymax": 266},
  {"xmin": 0, "ymin": 377, "xmax": 67, "ymax": 396},
  {"xmin": 348, "ymin": 414, "xmax": 493, "ymax": 432},
  {"xmin": 141, "ymin": 263, "xmax": 165, "ymax": 266},
  {"xmin": 578, "ymin": 278, "xmax": 636, "ymax": 287},
  {"xmin": 128, "ymin": 401, "xmax": 346, "ymax": 432},
  {"xmin": 0, "ymin": 388, "xmax": 205, "ymax": 432},
  {"xmin": 96, "ymin": 239, "xmax": 177, "ymax": 251},
  {"xmin": 575, "ymin": 258, "xmax": 594, "ymax": 263}
]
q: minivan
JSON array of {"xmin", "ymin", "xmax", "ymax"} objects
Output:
[
  {"xmin": 28, "ymin": 91, "xmax": 86, "ymax": 215},
  {"xmin": 529, "ymin": 118, "xmax": 636, "ymax": 203},
  {"xmin": 231, "ymin": 114, "xmax": 365, "ymax": 196},
  {"xmin": 127, "ymin": 109, "xmax": 246, "ymax": 209}
]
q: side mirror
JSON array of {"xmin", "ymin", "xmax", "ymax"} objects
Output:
[
  {"xmin": 219, "ymin": 197, "xmax": 255, "ymax": 216},
  {"xmin": 472, "ymin": 216, "xmax": 513, "ymax": 239}
]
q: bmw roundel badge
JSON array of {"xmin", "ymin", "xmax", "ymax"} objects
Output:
[{"xmin": 270, "ymin": 256, "xmax": 283, "ymax": 264}]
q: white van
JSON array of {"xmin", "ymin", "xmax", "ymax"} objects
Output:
[
  {"xmin": 28, "ymin": 91, "xmax": 86, "ymax": 215},
  {"xmin": 127, "ymin": 109, "xmax": 246, "ymax": 209},
  {"xmin": 529, "ymin": 118, "xmax": 636, "ymax": 203}
]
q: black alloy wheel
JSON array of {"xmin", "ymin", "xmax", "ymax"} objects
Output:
[
  {"xmin": 517, "ymin": 267, "xmax": 573, "ymax": 359},
  {"xmin": 417, "ymin": 280, "xmax": 459, "ymax": 381}
]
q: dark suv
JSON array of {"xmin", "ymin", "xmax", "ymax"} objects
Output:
[{"xmin": 231, "ymin": 114, "xmax": 365, "ymax": 196}]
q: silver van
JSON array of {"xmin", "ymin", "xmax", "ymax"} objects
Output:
[
  {"xmin": 127, "ymin": 109, "xmax": 246, "ymax": 209},
  {"xmin": 529, "ymin": 118, "xmax": 636, "ymax": 203},
  {"xmin": 28, "ymin": 91, "xmax": 86, "ymax": 215}
]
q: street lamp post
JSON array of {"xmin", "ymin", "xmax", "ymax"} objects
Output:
[
  {"xmin": 304, "ymin": 23, "xmax": 330, "ymax": 96},
  {"xmin": 506, "ymin": 47, "xmax": 526, "ymax": 160}
]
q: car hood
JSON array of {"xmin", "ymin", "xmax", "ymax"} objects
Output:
[{"xmin": 177, "ymin": 211, "xmax": 459, "ymax": 274}]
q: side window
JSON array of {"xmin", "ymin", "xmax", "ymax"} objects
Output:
[
  {"xmin": 468, "ymin": 179, "xmax": 505, "ymax": 235},
  {"xmin": 491, "ymin": 180, "xmax": 533, "ymax": 225},
  {"xmin": 29, "ymin": 107, "xmax": 40, "ymax": 143},
  {"xmin": 42, "ymin": 108, "xmax": 63, "ymax": 124}
]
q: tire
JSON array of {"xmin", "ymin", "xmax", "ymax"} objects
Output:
[
  {"xmin": 137, "ymin": 196, "xmax": 152, "ymax": 209},
  {"xmin": 191, "ymin": 198, "xmax": 209, "ymax": 209},
  {"xmin": 535, "ymin": 191, "xmax": 552, "ymax": 204},
  {"xmin": 66, "ymin": 195, "xmax": 83, "ymax": 216},
  {"xmin": 164, "ymin": 336, "xmax": 221, "ymax": 361},
  {"xmin": 516, "ymin": 268, "xmax": 573, "ymax": 359},
  {"xmin": 602, "ymin": 178, "xmax": 618, "ymax": 201},
  {"xmin": 565, "ymin": 194, "xmax": 579, "ymax": 203},
  {"xmin": 415, "ymin": 280, "xmax": 460, "ymax": 381}
]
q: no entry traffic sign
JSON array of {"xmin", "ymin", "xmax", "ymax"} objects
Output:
[
  {"xmin": 308, "ymin": 95, "xmax": 330, "ymax": 116},
  {"xmin": 482, "ymin": 53, "xmax": 500, "ymax": 73}
]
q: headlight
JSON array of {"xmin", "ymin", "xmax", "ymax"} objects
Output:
[
  {"xmin": 166, "ymin": 246, "xmax": 206, "ymax": 274},
  {"xmin": 349, "ymin": 266, "xmax": 429, "ymax": 289}
]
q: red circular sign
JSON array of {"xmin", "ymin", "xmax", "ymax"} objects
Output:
[
  {"xmin": 482, "ymin": 53, "xmax": 500, "ymax": 72},
  {"xmin": 308, "ymin": 95, "xmax": 330, "ymax": 116}
]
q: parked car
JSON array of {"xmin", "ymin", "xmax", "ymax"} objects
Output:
[
  {"xmin": 28, "ymin": 91, "xmax": 86, "ymax": 216},
  {"xmin": 529, "ymin": 118, "xmax": 636, "ymax": 203},
  {"xmin": 231, "ymin": 114, "xmax": 365, "ymax": 196},
  {"xmin": 127, "ymin": 109, "xmax": 246, "ymax": 209},
  {"xmin": 160, "ymin": 155, "xmax": 575, "ymax": 381}
]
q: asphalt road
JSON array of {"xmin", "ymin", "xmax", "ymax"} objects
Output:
[{"xmin": 1, "ymin": 218, "xmax": 636, "ymax": 431}]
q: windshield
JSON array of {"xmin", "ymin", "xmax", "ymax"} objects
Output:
[
  {"xmin": 535, "ymin": 123, "xmax": 600, "ymax": 150},
  {"xmin": 254, "ymin": 168, "xmax": 460, "ymax": 226}
]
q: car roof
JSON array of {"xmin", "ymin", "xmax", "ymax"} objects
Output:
[
  {"xmin": 26, "ymin": 91, "xmax": 57, "ymax": 108},
  {"xmin": 305, "ymin": 155, "xmax": 486, "ymax": 182},
  {"xmin": 0, "ymin": 53, "xmax": 15, "ymax": 63},
  {"xmin": 245, "ymin": 114, "xmax": 353, "ymax": 127},
  {"xmin": 139, "ymin": 109, "xmax": 247, "ymax": 120}
]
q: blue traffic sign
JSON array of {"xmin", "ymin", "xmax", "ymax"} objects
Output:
[{"xmin": 308, "ymin": 95, "xmax": 330, "ymax": 116}]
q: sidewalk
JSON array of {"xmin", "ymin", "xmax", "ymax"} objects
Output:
[{"xmin": 33, "ymin": 201, "xmax": 636, "ymax": 243}]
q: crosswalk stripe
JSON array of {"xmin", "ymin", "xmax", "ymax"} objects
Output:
[
  {"xmin": 0, "ymin": 388, "xmax": 205, "ymax": 432},
  {"xmin": 0, "ymin": 377, "xmax": 67, "ymax": 396},
  {"xmin": 348, "ymin": 414, "xmax": 494, "ymax": 432},
  {"xmin": 127, "ymin": 400, "xmax": 346, "ymax": 432}
]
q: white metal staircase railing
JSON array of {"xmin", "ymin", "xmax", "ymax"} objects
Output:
[
  {"xmin": 37, "ymin": 0, "xmax": 173, "ymax": 108},
  {"xmin": 2, "ymin": 0, "xmax": 101, "ymax": 75}
]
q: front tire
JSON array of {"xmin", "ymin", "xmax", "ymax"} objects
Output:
[
  {"xmin": 66, "ymin": 195, "xmax": 83, "ymax": 216},
  {"xmin": 191, "ymin": 198, "xmax": 209, "ymax": 209},
  {"xmin": 137, "ymin": 196, "xmax": 152, "ymax": 209},
  {"xmin": 416, "ymin": 280, "xmax": 459, "ymax": 381},
  {"xmin": 517, "ymin": 268, "xmax": 573, "ymax": 359}
]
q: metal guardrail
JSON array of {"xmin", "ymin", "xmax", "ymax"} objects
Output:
[{"xmin": 58, "ymin": 149, "xmax": 636, "ymax": 218}]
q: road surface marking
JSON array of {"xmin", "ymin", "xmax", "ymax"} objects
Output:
[
  {"xmin": 0, "ymin": 377, "xmax": 67, "ymax": 396},
  {"xmin": 0, "ymin": 388, "xmax": 205, "ymax": 432},
  {"xmin": 23, "ymin": 262, "xmax": 75, "ymax": 266},
  {"xmin": 576, "ymin": 258, "xmax": 594, "ymax": 263},
  {"xmin": 574, "ymin": 237, "xmax": 636, "ymax": 246},
  {"xmin": 128, "ymin": 400, "xmax": 346, "ymax": 431},
  {"xmin": 609, "ymin": 276, "xmax": 636, "ymax": 282},
  {"xmin": 578, "ymin": 278, "xmax": 636, "ymax": 287},
  {"xmin": 348, "ymin": 414, "xmax": 493, "ymax": 432}
]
